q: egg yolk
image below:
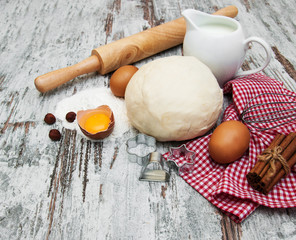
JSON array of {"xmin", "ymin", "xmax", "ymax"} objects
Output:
[{"xmin": 84, "ymin": 113, "xmax": 111, "ymax": 134}]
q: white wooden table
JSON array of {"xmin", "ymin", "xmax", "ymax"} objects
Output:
[{"xmin": 1, "ymin": 0, "xmax": 296, "ymax": 239}]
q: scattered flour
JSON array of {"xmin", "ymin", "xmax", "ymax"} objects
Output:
[{"xmin": 55, "ymin": 87, "xmax": 132, "ymax": 140}]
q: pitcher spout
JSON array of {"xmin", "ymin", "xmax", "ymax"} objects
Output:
[{"xmin": 182, "ymin": 9, "xmax": 212, "ymax": 31}]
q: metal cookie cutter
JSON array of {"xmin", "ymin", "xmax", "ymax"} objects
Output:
[
  {"xmin": 167, "ymin": 144, "xmax": 196, "ymax": 175},
  {"xmin": 126, "ymin": 134, "xmax": 170, "ymax": 182},
  {"xmin": 126, "ymin": 133, "xmax": 157, "ymax": 166},
  {"xmin": 139, "ymin": 152, "xmax": 170, "ymax": 182}
]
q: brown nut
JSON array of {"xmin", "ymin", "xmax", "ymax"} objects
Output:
[
  {"xmin": 49, "ymin": 129, "xmax": 61, "ymax": 141},
  {"xmin": 66, "ymin": 111, "xmax": 76, "ymax": 122},
  {"xmin": 44, "ymin": 113, "xmax": 56, "ymax": 125}
]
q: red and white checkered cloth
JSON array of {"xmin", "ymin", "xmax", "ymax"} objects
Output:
[{"xmin": 163, "ymin": 73, "xmax": 296, "ymax": 223}]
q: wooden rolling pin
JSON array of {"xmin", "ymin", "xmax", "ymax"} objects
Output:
[{"xmin": 34, "ymin": 6, "xmax": 238, "ymax": 93}]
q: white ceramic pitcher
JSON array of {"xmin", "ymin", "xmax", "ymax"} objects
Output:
[{"xmin": 182, "ymin": 9, "xmax": 272, "ymax": 87}]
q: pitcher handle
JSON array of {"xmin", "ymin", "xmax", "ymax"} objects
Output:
[{"xmin": 234, "ymin": 37, "xmax": 272, "ymax": 78}]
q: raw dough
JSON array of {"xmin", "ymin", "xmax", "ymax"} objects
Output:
[{"xmin": 125, "ymin": 56, "xmax": 223, "ymax": 141}]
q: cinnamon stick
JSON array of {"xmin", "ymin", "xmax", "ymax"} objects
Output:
[
  {"xmin": 247, "ymin": 132, "xmax": 296, "ymax": 194},
  {"xmin": 260, "ymin": 135, "xmax": 296, "ymax": 190},
  {"xmin": 258, "ymin": 133, "xmax": 295, "ymax": 179},
  {"xmin": 250, "ymin": 134, "xmax": 285, "ymax": 176},
  {"xmin": 246, "ymin": 134, "xmax": 285, "ymax": 184},
  {"xmin": 265, "ymin": 151, "xmax": 296, "ymax": 193}
]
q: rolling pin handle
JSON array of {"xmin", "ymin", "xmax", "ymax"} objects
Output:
[
  {"xmin": 34, "ymin": 55, "xmax": 100, "ymax": 93},
  {"xmin": 212, "ymin": 5, "xmax": 238, "ymax": 17}
]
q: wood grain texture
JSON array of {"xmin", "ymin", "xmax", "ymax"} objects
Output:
[
  {"xmin": 0, "ymin": 0, "xmax": 296, "ymax": 240},
  {"xmin": 34, "ymin": 6, "xmax": 238, "ymax": 92}
]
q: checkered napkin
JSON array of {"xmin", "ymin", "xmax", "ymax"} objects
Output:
[{"xmin": 163, "ymin": 73, "xmax": 296, "ymax": 223}]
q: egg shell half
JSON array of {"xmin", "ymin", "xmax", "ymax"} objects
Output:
[
  {"xmin": 77, "ymin": 105, "xmax": 115, "ymax": 140},
  {"xmin": 208, "ymin": 120, "xmax": 250, "ymax": 164}
]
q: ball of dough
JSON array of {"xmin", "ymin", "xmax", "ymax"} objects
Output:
[{"xmin": 125, "ymin": 56, "xmax": 223, "ymax": 141}]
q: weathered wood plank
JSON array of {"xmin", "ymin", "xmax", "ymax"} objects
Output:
[{"xmin": 0, "ymin": 0, "xmax": 296, "ymax": 239}]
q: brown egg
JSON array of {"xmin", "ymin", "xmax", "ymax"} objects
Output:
[
  {"xmin": 208, "ymin": 120, "xmax": 250, "ymax": 164},
  {"xmin": 77, "ymin": 105, "xmax": 115, "ymax": 140},
  {"xmin": 110, "ymin": 65, "xmax": 138, "ymax": 97}
]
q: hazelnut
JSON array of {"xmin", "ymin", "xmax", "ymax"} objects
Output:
[
  {"xmin": 44, "ymin": 113, "xmax": 56, "ymax": 125},
  {"xmin": 66, "ymin": 111, "xmax": 76, "ymax": 122},
  {"xmin": 49, "ymin": 129, "xmax": 61, "ymax": 141}
]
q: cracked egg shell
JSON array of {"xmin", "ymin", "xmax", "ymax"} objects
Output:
[{"xmin": 77, "ymin": 105, "xmax": 115, "ymax": 140}]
